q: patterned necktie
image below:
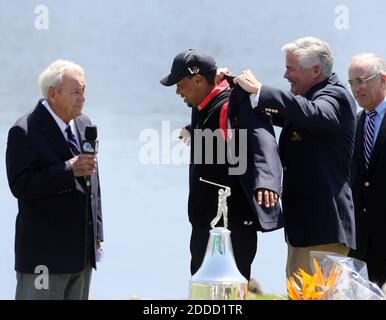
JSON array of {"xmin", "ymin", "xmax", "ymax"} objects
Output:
[
  {"xmin": 65, "ymin": 125, "xmax": 80, "ymax": 156},
  {"xmin": 363, "ymin": 110, "xmax": 377, "ymax": 169}
]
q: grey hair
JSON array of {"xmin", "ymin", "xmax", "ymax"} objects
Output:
[
  {"xmin": 349, "ymin": 53, "xmax": 386, "ymax": 75},
  {"xmin": 38, "ymin": 59, "xmax": 85, "ymax": 98},
  {"xmin": 282, "ymin": 36, "xmax": 334, "ymax": 78}
]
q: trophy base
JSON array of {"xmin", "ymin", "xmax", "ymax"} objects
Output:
[{"xmin": 189, "ymin": 281, "xmax": 248, "ymax": 300}]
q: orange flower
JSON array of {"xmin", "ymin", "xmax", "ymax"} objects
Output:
[{"xmin": 286, "ymin": 258, "xmax": 342, "ymax": 300}]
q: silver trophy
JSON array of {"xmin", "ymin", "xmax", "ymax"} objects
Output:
[{"xmin": 189, "ymin": 178, "xmax": 248, "ymax": 300}]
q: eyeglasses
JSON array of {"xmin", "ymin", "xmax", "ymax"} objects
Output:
[{"xmin": 347, "ymin": 73, "xmax": 380, "ymax": 87}]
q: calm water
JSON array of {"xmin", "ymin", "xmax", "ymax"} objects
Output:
[{"xmin": 0, "ymin": 0, "xmax": 385, "ymax": 299}]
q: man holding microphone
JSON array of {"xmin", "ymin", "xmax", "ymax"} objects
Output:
[{"xmin": 6, "ymin": 60, "xmax": 103, "ymax": 300}]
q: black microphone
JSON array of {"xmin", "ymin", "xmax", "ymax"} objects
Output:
[{"xmin": 81, "ymin": 125, "xmax": 98, "ymax": 190}]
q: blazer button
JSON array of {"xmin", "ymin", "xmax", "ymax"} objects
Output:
[
  {"xmin": 363, "ymin": 208, "xmax": 367, "ymax": 213},
  {"xmin": 244, "ymin": 221, "xmax": 253, "ymax": 226},
  {"xmin": 283, "ymin": 166, "xmax": 287, "ymax": 171},
  {"xmin": 364, "ymin": 182, "xmax": 370, "ymax": 187}
]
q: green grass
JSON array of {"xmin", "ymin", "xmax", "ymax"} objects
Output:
[{"xmin": 246, "ymin": 292, "xmax": 287, "ymax": 300}]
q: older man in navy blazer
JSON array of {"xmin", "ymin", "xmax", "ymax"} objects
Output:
[
  {"xmin": 234, "ymin": 37, "xmax": 357, "ymax": 278},
  {"xmin": 348, "ymin": 53, "xmax": 386, "ymax": 288},
  {"xmin": 6, "ymin": 60, "xmax": 103, "ymax": 299}
]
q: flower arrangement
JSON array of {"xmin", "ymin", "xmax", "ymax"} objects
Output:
[{"xmin": 286, "ymin": 258, "xmax": 341, "ymax": 300}]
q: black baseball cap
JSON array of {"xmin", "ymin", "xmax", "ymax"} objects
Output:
[{"xmin": 160, "ymin": 49, "xmax": 217, "ymax": 86}]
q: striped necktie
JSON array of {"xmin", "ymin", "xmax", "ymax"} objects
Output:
[
  {"xmin": 363, "ymin": 110, "xmax": 377, "ymax": 169},
  {"xmin": 65, "ymin": 125, "xmax": 80, "ymax": 156}
]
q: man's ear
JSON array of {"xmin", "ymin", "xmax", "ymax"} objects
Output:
[
  {"xmin": 47, "ymin": 87, "xmax": 56, "ymax": 100},
  {"xmin": 381, "ymin": 73, "xmax": 386, "ymax": 89},
  {"xmin": 312, "ymin": 65, "xmax": 322, "ymax": 78},
  {"xmin": 194, "ymin": 74, "xmax": 206, "ymax": 85}
]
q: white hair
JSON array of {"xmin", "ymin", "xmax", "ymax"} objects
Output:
[
  {"xmin": 282, "ymin": 36, "xmax": 334, "ymax": 78},
  {"xmin": 38, "ymin": 59, "xmax": 85, "ymax": 98},
  {"xmin": 349, "ymin": 53, "xmax": 386, "ymax": 75}
]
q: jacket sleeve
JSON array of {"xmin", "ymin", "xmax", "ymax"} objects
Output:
[
  {"xmin": 229, "ymin": 86, "xmax": 282, "ymax": 195},
  {"xmin": 270, "ymin": 113, "xmax": 285, "ymax": 128},
  {"xmin": 257, "ymin": 85, "xmax": 346, "ymax": 133},
  {"xmin": 248, "ymin": 109, "xmax": 283, "ymax": 195},
  {"xmin": 95, "ymin": 165, "xmax": 104, "ymax": 242},
  {"xmin": 6, "ymin": 125, "xmax": 75, "ymax": 201}
]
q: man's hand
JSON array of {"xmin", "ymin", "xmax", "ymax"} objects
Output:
[
  {"xmin": 178, "ymin": 127, "xmax": 191, "ymax": 146},
  {"xmin": 69, "ymin": 154, "xmax": 97, "ymax": 177},
  {"xmin": 233, "ymin": 69, "xmax": 262, "ymax": 94},
  {"xmin": 216, "ymin": 67, "xmax": 232, "ymax": 84},
  {"xmin": 256, "ymin": 189, "xmax": 279, "ymax": 208}
]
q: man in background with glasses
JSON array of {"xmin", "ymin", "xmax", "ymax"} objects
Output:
[{"xmin": 348, "ymin": 53, "xmax": 386, "ymax": 288}]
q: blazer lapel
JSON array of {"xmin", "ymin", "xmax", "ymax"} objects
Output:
[
  {"xmin": 354, "ymin": 111, "xmax": 366, "ymax": 172},
  {"xmin": 73, "ymin": 117, "xmax": 89, "ymax": 192},
  {"xmin": 35, "ymin": 101, "xmax": 73, "ymax": 161},
  {"xmin": 74, "ymin": 117, "xmax": 86, "ymax": 143},
  {"xmin": 368, "ymin": 112, "xmax": 386, "ymax": 173}
]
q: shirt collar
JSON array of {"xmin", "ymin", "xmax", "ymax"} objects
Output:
[
  {"xmin": 197, "ymin": 80, "xmax": 230, "ymax": 111},
  {"xmin": 366, "ymin": 97, "xmax": 386, "ymax": 118},
  {"xmin": 41, "ymin": 99, "xmax": 76, "ymax": 137},
  {"xmin": 304, "ymin": 73, "xmax": 340, "ymax": 99}
]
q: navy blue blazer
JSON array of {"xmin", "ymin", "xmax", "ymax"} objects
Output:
[
  {"xmin": 186, "ymin": 81, "xmax": 283, "ymax": 231},
  {"xmin": 6, "ymin": 100, "xmax": 103, "ymax": 273},
  {"xmin": 350, "ymin": 110, "xmax": 386, "ymax": 259},
  {"xmin": 256, "ymin": 74, "xmax": 356, "ymax": 248},
  {"xmin": 227, "ymin": 82, "xmax": 283, "ymax": 231}
]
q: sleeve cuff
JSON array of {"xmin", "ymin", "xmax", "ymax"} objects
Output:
[{"xmin": 249, "ymin": 85, "xmax": 262, "ymax": 108}]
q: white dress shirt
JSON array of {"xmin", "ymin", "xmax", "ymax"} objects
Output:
[
  {"xmin": 42, "ymin": 99, "xmax": 80, "ymax": 146},
  {"xmin": 364, "ymin": 97, "xmax": 386, "ymax": 146},
  {"xmin": 249, "ymin": 87, "xmax": 262, "ymax": 108}
]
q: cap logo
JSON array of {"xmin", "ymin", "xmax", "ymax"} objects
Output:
[{"xmin": 187, "ymin": 66, "xmax": 200, "ymax": 75}]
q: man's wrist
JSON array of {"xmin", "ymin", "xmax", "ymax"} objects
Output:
[
  {"xmin": 249, "ymin": 84, "xmax": 262, "ymax": 108},
  {"xmin": 65, "ymin": 159, "xmax": 74, "ymax": 171}
]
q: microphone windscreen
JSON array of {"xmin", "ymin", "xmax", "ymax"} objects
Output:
[{"xmin": 85, "ymin": 125, "xmax": 98, "ymax": 141}]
